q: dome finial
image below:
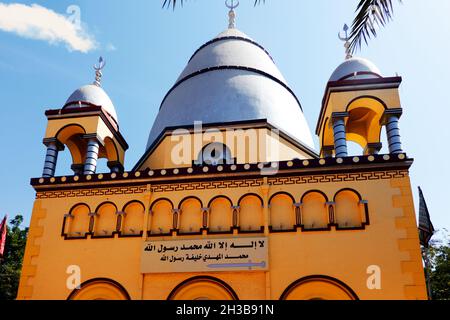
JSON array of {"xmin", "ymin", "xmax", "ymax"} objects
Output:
[
  {"xmin": 93, "ymin": 56, "xmax": 106, "ymax": 87},
  {"xmin": 338, "ymin": 24, "xmax": 352, "ymax": 60},
  {"xmin": 225, "ymin": 0, "xmax": 239, "ymax": 29}
]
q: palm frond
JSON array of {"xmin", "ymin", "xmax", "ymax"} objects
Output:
[
  {"xmin": 349, "ymin": 0, "xmax": 402, "ymax": 53},
  {"xmin": 162, "ymin": 0, "xmax": 184, "ymax": 10}
]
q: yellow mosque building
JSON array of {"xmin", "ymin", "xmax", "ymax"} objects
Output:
[{"xmin": 17, "ymin": 9, "xmax": 427, "ymax": 300}]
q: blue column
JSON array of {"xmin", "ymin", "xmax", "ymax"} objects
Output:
[
  {"xmin": 386, "ymin": 114, "xmax": 403, "ymax": 154},
  {"xmin": 332, "ymin": 117, "xmax": 348, "ymax": 157},
  {"xmin": 42, "ymin": 142, "xmax": 59, "ymax": 178},
  {"xmin": 84, "ymin": 138, "xmax": 100, "ymax": 175}
]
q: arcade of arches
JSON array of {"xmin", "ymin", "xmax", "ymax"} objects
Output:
[
  {"xmin": 62, "ymin": 189, "xmax": 368, "ymax": 239},
  {"xmin": 68, "ymin": 276, "xmax": 357, "ymax": 301}
]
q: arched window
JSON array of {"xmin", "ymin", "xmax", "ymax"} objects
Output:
[
  {"xmin": 68, "ymin": 278, "xmax": 131, "ymax": 300},
  {"xmin": 269, "ymin": 193, "xmax": 296, "ymax": 231},
  {"xmin": 209, "ymin": 197, "xmax": 233, "ymax": 233},
  {"xmin": 149, "ymin": 199, "xmax": 173, "ymax": 235},
  {"xmin": 179, "ymin": 197, "xmax": 203, "ymax": 234},
  {"xmin": 168, "ymin": 276, "xmax": 238, "ymax": 300},
  {"xmin": 68, "ymin": 204, "xmax": 90, "ymax": 237},
  {"xmin": 334, "ymin": 190, "xmax": 363, "ymax": 229},
  {"xmin": 280, "ymin": 276, "xmax": 358, "ymax": 300},
  {"xmin": 238, "ymin": 195, "xmax": 263, "ymax": 232},
  {"xmin": 301, "ymin": 192, "xmax": 329, "ymax": 230},
  {"xmin": 122, "ymin": 201, "xmax": 145, "ymax": 236},
  {"xmin": 198, "ymin": 143, "xmax": 233, "ymax": 166},
  {"xmin": 94, "ymin": 203, "xmax": 117, "ymax": 237}
]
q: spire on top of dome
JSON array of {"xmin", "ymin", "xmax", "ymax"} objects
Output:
[
  {"xmin": 338, "ymin": 24, "xmax": 352, "ymax": 60},
  {"xmin": 93, "ymin": 56, "xmax": 106, "ymax": 87},
  {"xmin": 225, "ymin": 0, "xmax": 239, "ymax": 29}
]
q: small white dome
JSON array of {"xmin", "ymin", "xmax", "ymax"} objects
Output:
[
  {"xmin": 64, "ymin": 84, "xmax": 118, "ymax": 121},
  {"xmin": 329, "ymin": 57, "xmax": 382, "ymax": 82}
]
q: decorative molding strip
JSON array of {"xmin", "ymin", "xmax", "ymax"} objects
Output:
[
  {"xmin": 151, "ymin": 178, "xmax": 263, "ymax": 193},
  {"xmin": 36, "ymin": 185, "xmax": 148, "ymax": 199},
  {"xmin": 267, "ymin": 170, "xmax": 407, "ymax": 186},
  {"xmin": 36, "ymin": 170, "xmax": 408, "ymax": 199},
  {"xmin": 33, "ymin": 154, "xmax": 411, "ymax": 188}
]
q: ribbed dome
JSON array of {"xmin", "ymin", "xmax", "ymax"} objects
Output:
[
  {"xmin": 146, "ymin": 28, "xmax": 314, "ymax": 150},
  {"xmin": 329, "ymin": 57, "xmax": 382, "ymax": 82},
  {"xmin": 64, "ymin": 84, "xmax": 118, "ymax": 121}
]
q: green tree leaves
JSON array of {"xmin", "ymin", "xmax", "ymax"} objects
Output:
[
  {"xmin": 425, "ymin": 231, "xmax": 450, "ymax": 300},
  {"xmin": 0, "ymin": 215, "xmax": 28, "ymax": 300}
]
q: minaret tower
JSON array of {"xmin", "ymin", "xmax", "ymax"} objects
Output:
[
  {"xmin": 40, "ymin": 57, "xmax": 128, "ymax": 177},
  {"xmin": 316, "ymin": 25, "xmax": 404, "ymax": 158}
]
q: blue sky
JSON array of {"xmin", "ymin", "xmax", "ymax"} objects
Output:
[{"xmin": 0, "ymin": 0, "xmax": 448, "ymax": 235}]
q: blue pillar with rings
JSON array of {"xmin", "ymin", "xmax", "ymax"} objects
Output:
[
  {"xmin": 386, "ymin": 114, "xmax": 403, "ymax": 154},
  {"xmin": 382, "ymin": 109, "xmax": 403, "ymax": 154},
  {"xmin": 42, "ymin": 139, "xmax": 64, "ymax": 178},
  {"xmin": 332, "ymin": 113, "xmax": 349, "ymax": 158},
  {"xmin": 83, "ymin": 137, "xmax": 100, "ymax": 175}
]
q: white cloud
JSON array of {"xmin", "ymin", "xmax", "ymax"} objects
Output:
[{"xmin": 0, "ymin": 3, "xmax": 96, "ymax": 53}]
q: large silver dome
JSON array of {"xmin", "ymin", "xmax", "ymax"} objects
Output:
[{"xmin": 146, "ymin": 28, "xmax": 314, "ymax": 150}]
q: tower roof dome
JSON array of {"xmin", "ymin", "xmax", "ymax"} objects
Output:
[
  {"xmin": 329, "ymin": 56, "xmax": 382, "ymax": 82},
  {"xmin": 64, "ymin": 84, "xmax": 118, "ymax": 121},
  {"xmin": 146, "ymin": 28, "xmax": 314, "ymax": 150}
]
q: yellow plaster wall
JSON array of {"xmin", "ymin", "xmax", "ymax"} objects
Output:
[
  {"xmin": 140, "ymin": 128, "xmax": 312, "ymax": 170},
  {"xmin": 18, "ymin": 170, "xmax": 426, "ymax": 300}
]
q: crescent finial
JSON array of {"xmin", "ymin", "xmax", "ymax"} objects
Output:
[{"xmin": 93, "ymin": 56, "xmax": 106, "ymax": 87}]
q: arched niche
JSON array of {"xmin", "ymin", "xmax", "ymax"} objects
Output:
[
  {"xmin": 94, "ymin": 202, "xmax": 117, "ymax": 237},
  {"xmin": 238, "ymin": 194, "xmax": 264, "ymax": 232},
  {"xmin": 334, "ymin": 189, "xmax": 363, "ymax": 229},
  {"xmin": 68, "ymin": 204, "xmax": 90, "ymax": 237},
  {"xmin": 68, "ymin": 278, "xmax": 130, "ymax": 300},
  {"xmin": 102, "ymin": 137, "xmax": 120, "ymax": 163},
  {"xmin": 269, "ymin": 193, "xmax": 296, "ymax": 231},
  {"xmin": 280, "ymin": 276, "xmax": 358, "ymax": 300},
  {"xmin": 97, "ymin": 137, "xmax": 122, "ymax": 173},
  {"xmin": 301, "ymin": 191, "xmax": 329, "ymax": 230},
  {"xmin": 179, "ymin": 197, "xmax": 203, "ymax": 234},
  {"xmin": 345, "ymin": 96, "xmax": 386, "ymax": 152},
  {"xmin": 55, "ymin": 124, "xmax": 87, "ymax": 166},
  {"xmin": 208, "ymin": 196, "xmax": 233, "ymax": 233},
  {"xmin": 149, "ymin": 199, "xmax": 173, "ymax": 235},
  {"xmin": 122, "ymin": 201, "xmax": 145, "ymax": 236},
  {"xmin": 168, "ymin": 276, "xmax": 238, "ymax": 301}
]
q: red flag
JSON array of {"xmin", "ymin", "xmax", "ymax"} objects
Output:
[{"xmin": 0, "ymin": 215, "xmax": 6, "ymax": 258}]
